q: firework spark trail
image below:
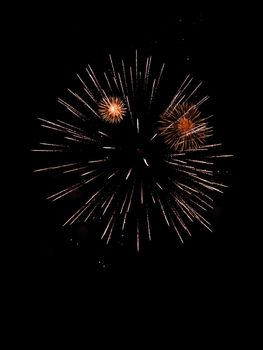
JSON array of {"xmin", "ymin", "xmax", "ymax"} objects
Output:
[
  {"xmin": 35, "ymin": 118, "xmax": 97, "ymax": 145},
  {"xmin": 33, "ymin": 162, "xmax": 80, "ymax": 173},
  {"xmin": 163, "ymin": 74, "xmax": 193, "ymax": 113},
  {"xmin": 140, "ymin": 182, "xmax": 144, "ymax": 205},
  {"xmin": 63, "ymin": 188, "xmax": 104, "ymax": 226},
  {"xmin": 86, "ymin": 64, "xmax": 105, "ymax": 96},
  {"xmin": 145, "ymin": 206, "xmax": 151, "ymax": 241},
  {"xmin": 47, "ymin": 182, "xmax": 85, "ymax": 202},
  {"xmin": 136, "ymin": 219, "xmax": 140, "ymax": 252},
  {"xmin": 158, "ymin": 198, "xmax": 171, "ymax": 227},
  {"xmin": 68, "ymin": 89, "xmax": 101, "ymax": 118},
  {"xmin": 57, "ymin": 98, "xmax": 86, "ymax": 120},
  {"xmin": 109, "ymin": 54, "xmax": 119, "ymax": 91},
  {"xmin": 121, "ymin": 60, "xmax": 129, "ymax": 96},
  {"xmin": 33, "ymin": 51, "xmax": 232, "ymax": 251}
]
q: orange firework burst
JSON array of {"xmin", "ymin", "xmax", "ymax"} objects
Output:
[
  {"xmin": 158, "ymin": 101, "xmax": 212, "ymax": 151},
  {"xmin": 98, "ymin": 96, "xmax": 126, "ymax": 123}
]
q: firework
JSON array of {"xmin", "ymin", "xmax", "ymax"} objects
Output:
[
  {"xmin": 98, "ymin": 96, "xmax": 126, "ymax": 123},
  {"xmin": 32, "ymin": 50, "xmax": 231, "ymax": 251},
  {"xmin": 158, "ymin": 101, "xmax": 212, "ymax": 151}
]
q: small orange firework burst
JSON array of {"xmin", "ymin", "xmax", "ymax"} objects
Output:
[
  {"xmin": 98, "ymin": 96, "xmax": 126, "ymax": 123},
  {"xmin": 158, "ymin": 101, "xmax": 212, "ymax": 151}
]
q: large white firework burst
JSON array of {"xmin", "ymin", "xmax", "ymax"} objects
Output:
[{"xmin": 32, "ymin": 50, "xmax": 232, "ymax": 251}]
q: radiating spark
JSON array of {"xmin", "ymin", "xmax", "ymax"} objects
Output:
[
  {"xmin": 47, "ymin": 182, "xmax": 84, "ymax": 201},
  {"xmin": 136, "ymin": 220, "xmax": 140, "ymax": 252},
  {"xmin": 33, "ymin": 162, "xmax": 79, "ymax": 173},
  {"xmin": 63, "ymin": 189, "xmax": 102, "ymax": 226},
  {"xmin": 146, "ymin": 207, "xmax": 151, "ymax": 241},
  {"xmin": 140, "ymin": 182, "xmax": 144, "ymax": 204},
  {"xmin": 156, "ymin": 195, "xmax": 170, "ymax": 226},
  {"xmin": 103, "ymin": 146, "xmax": 116, "ymax": 150},
  {"xmin": 143, "ymin": 158, "xmax": 149, "ymax": 167},
  {"xmin": 125, "ymin": 168, "xmax": 132, "ymax": 180}
]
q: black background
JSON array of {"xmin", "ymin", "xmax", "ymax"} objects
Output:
[{"xmin": 9, "ymin": 2, "xmax": 259, "ymax": 341}]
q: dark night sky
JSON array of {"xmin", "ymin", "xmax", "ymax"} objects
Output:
[{"xmin": 11, "ymin": 4, "xmax": 259, "ymax": 334}]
